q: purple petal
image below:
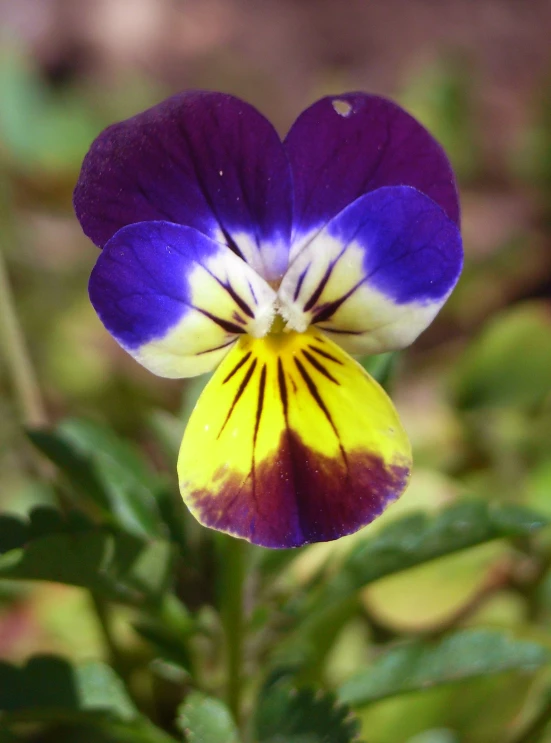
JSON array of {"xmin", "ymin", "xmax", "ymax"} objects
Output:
[
  {"xmin": 278, "ymin": 186, "xmax": 463, "ymax": 356},
  {"xmin": 284, "ymin": 93, "xmax": 460, "ymax": 253},
  {"xmin": 75, "ymin": 91, "xmax": 293, "ymax": 281},
  {"xmin": 89, "ymin": 221, "xmax": 276, "ymax": 378}
]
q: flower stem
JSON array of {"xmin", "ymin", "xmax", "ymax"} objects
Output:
[
  {"xmin": 0, "ymin": 175, "xmax": 46, "ymax": 427},
  {"xmin": 219, "ymin": 535, "xmax": 247, "ymax": 727},
  {"xmin": 90, "ymin": 593, "xmax": 127, "ymax": 677},
  {"xmin": 510, "ymin": 692, "xmax": 551, "ymax": 743}
]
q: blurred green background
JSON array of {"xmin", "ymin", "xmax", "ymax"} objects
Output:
[{"xmin": 1, "ymin": 2, "xmax": 551, "ymax": 742}]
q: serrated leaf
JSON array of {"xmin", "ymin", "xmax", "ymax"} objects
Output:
[
  {"xmin": 177, "ymin": 693, "xmax": 240, "ymax": 743},
  {"xmin": 339, "ymin": 629, "xmax": 550, "ymax": 708},
  {"xmin": 0, "ymin": 656, "xmax": 137, "ymax": 722},
  {"xmin": 28, "ymin": 419, "xmax": 166, "ymax": 539},
  {"xmin": 254, "ymin": 682, "xmax": 362, "ymax": 743},
  {"xmin": 277, "ymin": 501, "xmax": 548, "ymax": 673},
  {"xmin": 0, "ymin": 507, "xmax": 174, "ymax": 605},
  {"xmin": 340, "ymin": 501, "xmax": 547, "ymax": 594}
]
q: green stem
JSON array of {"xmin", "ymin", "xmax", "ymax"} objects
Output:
[
  {"xmin": 510, "ymin": 694, "xmax": 551, "ymax": 743},
  {"xmin": 220, "ymin": 535, "xmax": 246, "ymax": 727},
  {"xmin": 104, "ymin": 720, "xmax": 177, "ymax": 743},
  {"xmin": 0, "ymin": 176, "xmax": 46, "ymax": 427},
  {"xmin": 90, "ymin": 593, "xmax": 131, "ymax": 690}
]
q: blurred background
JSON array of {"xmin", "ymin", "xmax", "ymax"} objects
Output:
[{"xmin": 1, "ymin": 1, "xmax": 551, "ymax": 741}]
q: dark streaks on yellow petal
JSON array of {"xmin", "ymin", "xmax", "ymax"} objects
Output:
[
  {"xmin": 307, "ymin": 344, "xmax": 344, "ymax": 365},
  {"xmin": 294, "ymin": 356, "xmax": 339, "ymax": 439},
  {"xmin": 301, "ymin": 349, "xmax": 340, "ymax": 384},
  {"xmin": 222, "ymin": 350, "xmax": 252, "ymax": 383},
  {"xmin": 218, "ymin": 357, "xmax": 257, "ymax": 437},
  {"xmin": 179, "ymin": 329, "xmax": 412, "ymax": 548},
  {"xmin": 277, "ymin": 357, "xmax": 289, "ymax": 420}
]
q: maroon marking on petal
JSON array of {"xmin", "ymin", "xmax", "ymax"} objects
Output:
[
  {"xmin": 222, "ymin": 351, "xmax": 252, "ymax": 383},
  {"xmin": 193, "ymin": 307, "xmax": 245, "ymax": 334},
  {"xmin": 311, "ymin": 278, "xmax": 363, "ymax": 323},
  {"xmin": 197, "ymin": 340, "xmax": 235, "ymax": 355},
  {"xmin": 307, "ymin": 344, "xmax": 344, "ymax": 365},
  {"xmin": 293, "ymin": 265, "xmax": 310, "ymax": 301},
  {"xmin": 303, "ymin": 262, "xmax": 334, "ymax": 312},
  {"xmin": 277, "ymin": 357, "xmax": 288, "ymax": 420},
  {"xmin": 221, "ymin": 278, "xmax": 255, "ymax": 318},
  {"xmin": 288, "ymin": 374, "xmax": 298, "ymax": 393},
  {"xmin": 218, "ymin": 358, "xmax": 257, "ymax": 437},
  {"xmin": 232, "ymin": 311, "xmax": 247, "ymax": 325},
  {"xmin": 253, "ymin": 364, "xmax": 267, "ymax": 449},
  {"xmin": 317, "ymin": 326, "xmax": 364, "ymax": 336},
  {"xmin": 247, "ymin": 280, "xmax": 258, "ymax": 305},
  {"xmin": 294, "ymin": 357, "xmax": 338, "ymax": 438},
  {"xmin": 189, "ymin": 430, "xmax": 409, "ymax": 548},
  {"xmin": 251, "ymin": 364, "xmax": 268, "ymax": 521},
  {"xmin": 301, "ymin": 349, "xmax": 340, "ymax": 384}
]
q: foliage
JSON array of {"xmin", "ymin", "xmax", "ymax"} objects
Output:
[{"xmin": 2, "ymin": 36, "xmax": 551, "ymax": 743}]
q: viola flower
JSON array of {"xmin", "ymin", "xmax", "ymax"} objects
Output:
[{"xmin": 74, "ymin": 91, "xmax": 462, "ymax": 549}]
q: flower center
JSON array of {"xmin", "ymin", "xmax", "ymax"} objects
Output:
[{"xmin": 268, "ymin": 313, "xmax": 287, "ymax": 335}]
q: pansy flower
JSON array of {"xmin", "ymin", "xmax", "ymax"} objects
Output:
[{"xmin": 74, "ymin": 91, "xmax": 462, "ymax": 549}]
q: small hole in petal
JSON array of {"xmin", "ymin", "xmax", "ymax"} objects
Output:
[{"xmin": 332, "ymin": 99, "xmax": 352, "ymax": 116}]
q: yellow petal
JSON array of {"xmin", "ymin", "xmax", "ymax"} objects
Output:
[{"xmin": 178, "ymin": 328, "xmax": 411, "ymax": 548}]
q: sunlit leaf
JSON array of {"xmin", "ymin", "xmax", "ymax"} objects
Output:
[
  {"xmin": 338, "ymin": 629, "xmax": 550, "ymax": 708},
  {"xmin": 360, "ymin": 352, "xmax": 398, "ymax": 390},
  {"xmin": 0, "ymin": 656, "xmax": 137, "ymax": 722},
  {"xmin": 177, "ymin": 693, "xmax": 240, "ymax": 743},
  {"xmin": 453, "ymin": 302, "xmax": 551, "ymax": 409},
  {"xmin": 400, "ymin": 55, "xmax": 480, "ymax": 181},
  {"xmin": 406, "ymin": 730, "xmax": 460, "ymax": 743},
  {"xmin": 277, "ymin": 501, "xmax": 548, "ymax": 672},
  {"xmin": 0, "ymin": 506, "xmax": 174, "ymax": 605},
  {"xmin": 0, "ymin": 45, "xmax": 100, "ymax": 173},
  {"xmin": 29, "ymin": 418, "xmax": 166, "ymax": 539}
]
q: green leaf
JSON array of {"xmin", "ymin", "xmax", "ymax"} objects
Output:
[
  {"xmin": 0, "ymin": 45, "xmax": 100, "ymax": 173},
  {"xmin": 400, "ymin": 55, "xmax": 480, "ymax": 182},
  {"xmin": 254, "ymin": 681, "xmax": 362, "ymax": 743},
  {"xmin": 360, "ymin": 352, "xmax": 398, "ymax": 390},
  {"xmin": 177, "ymin": 693, "xmax": 241, "ymax": 743},
  {"xmin": 277, "ymin": 501, "xmax": 548, "ymax": 672},
  {"xmin": 0, "ymin": 656, "xmax": 138, "ymax": 723},
  {"xmin": 339, "ymin": 501, "xmax": 547, "ymax": 595},
  {"xmin": 312, "ymin": 500, "xmax": 547, "ymax": 608},
  {"xmin": 0, "ymin": 507, "xmax": 174, "ymax": 605},
  {"xmin": 28, "ymin": 418, "xmax": 166, "ymax": 539},
  {"xmin": 406, "ymin": 732, "xmax": 459, "ymax": 743},
  {"xmin": 134, "ymin": 597, "xmax": 195, "ymax": 672},
  {"xmin": 453, "ymin": 302, "xmax": 551, "ymax": 409},
  {"xmin": 339, "ymin": 629, "xmax": 550, "ymax": 708}
]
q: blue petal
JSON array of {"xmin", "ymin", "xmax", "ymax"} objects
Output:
[
  {"xmin": 75, "ymin": 92, "xmax": 293, "ymax": 282},
  {"xmin": 284, "ymin": 93, "xmax": 460, "ymax": 257},
  {"xmin": 89, "ymin": 221, "xmax": 276, "ymax": 378},
  {"xmin": 278, "ymin": 186, "xmax": 463, "ymax": 356}
]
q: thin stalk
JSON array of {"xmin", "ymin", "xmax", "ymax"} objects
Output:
[
  {"xmin": 220, "ymin": 535, "xmax": 247, "ymax": 727},
  {"xmin": 0, "ymin": 174, "xmax": 46, "ymax": 427},
  {"xmin": 104, "ymin": 720, "xmax": 177, "ymax": 743},
  {"xmin": 90, "ymin": 593, "xmax": 133, "ymax": 693},
  {"xmin": 510, "ymin": 695, "xmax": 551, "ymax": 743}
]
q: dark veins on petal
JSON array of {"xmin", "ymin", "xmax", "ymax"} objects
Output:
[{"xmin": 192, "ymin": 337, "xmax": 408, "ymax": 548}]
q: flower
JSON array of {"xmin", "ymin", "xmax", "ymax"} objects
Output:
[{"xmin": 74, "ymin": 91, "xmax": 462, "ymax": 549}]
